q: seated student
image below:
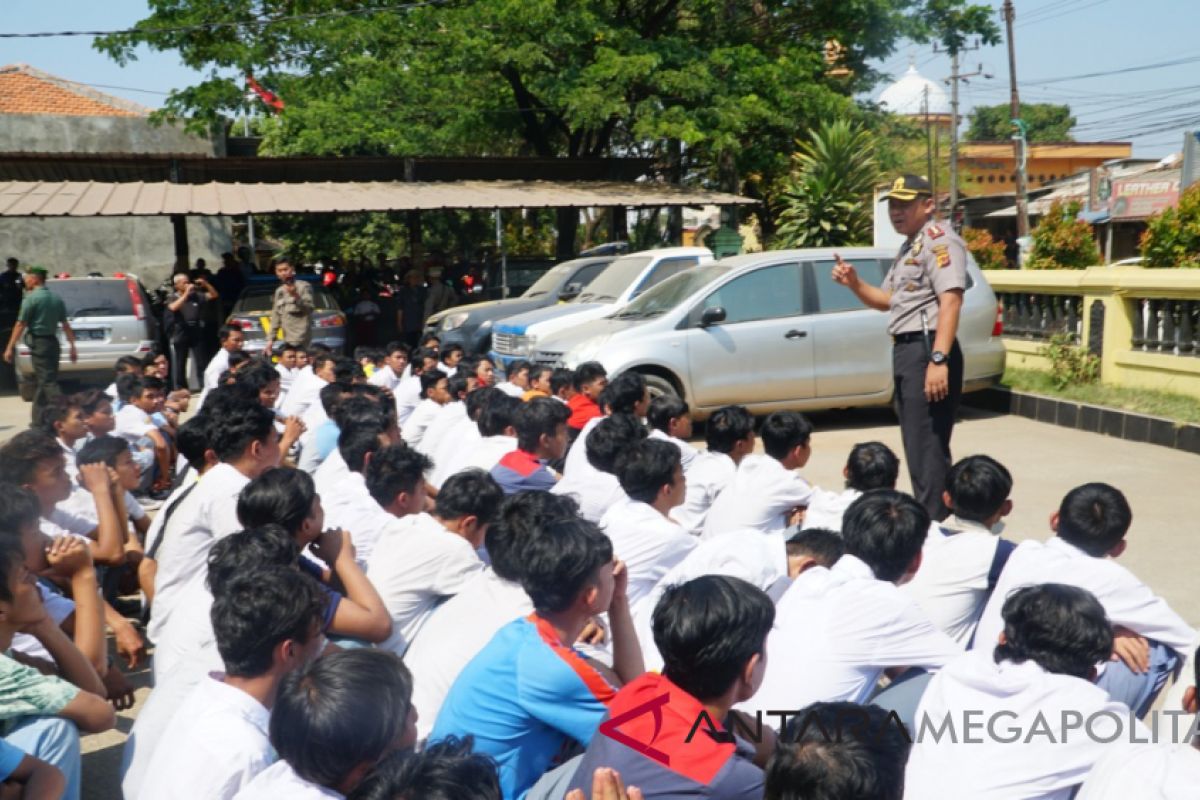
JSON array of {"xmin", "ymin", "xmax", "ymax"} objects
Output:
[
  {"xmin": 495, "ymin": 359, "xmax": 532, "ymax": 398},
  {"xmin": 785, "ymin": 528, "xmax": 845, "ymax": 578},
  {"xmin": 522, "ymin": 366, "xmax": 554, "ymax": 401},
  {"xmin": 599, "ymin": 438, "xmax": 695, "ymax": 610},
  {"xmin": 77, "ymin": 388, "xmax": 117, "ymax": 444},
  {"xmin": 135, "ymin": 566, "xmax": 328, "ymax": 800},
  {"xmin": 743, "ymin": 490, "xmax": 957, "ymax": 717},
  {"xmin": 402, "ymin": 369, "xmax": 451, "ymax": 448},
  {"xmin": 105, "ymin": 355, "xmax": 145, "ymax": 406},
  {"xmin": 437, "ymin": 393, "xmax": 521, "ymax": 478},
  {"xmin": 801, "ymin": 441, "xmax": 900, "ymax": 532},
  {"xmin": 367, "ymin": 467, "xmax": 500, "ymax": 656},
  {"xmin": 279, "ymin": 347, "xmax": 335, "ymax": 420},
  {"xmin": 237, "ymin": 362, "xmax": 306, "ymax": 457},
  {"xmin": 902, "ymin": 455, "xmax": 1017, "ymax": 647},
  {"xmin": 0, "ymin": 430, "xmax": 126, "ymax": 567},
  {"xmin": 562, "ymin": 372, "xmax": 650, "ymax": 482},
  {"xmin": 463, "ymin": 353, "xmax": 496, "ymax": 388},
  {"xmin": 428, "ymin": 385, "xmax": 501, "ymax": 489},
  {"xmin": 274, "ymin": 342, "xmax": 302, "ymax": 403},
  {"xmin": 200, "ymin": 325, "xmax": 246, "ymax": 405},
  {"xmin": 347, "ymin": 736, "xmax": 501, "ymax": 800},
  {"xmin": 40, "ymin": 395, "xmax": 88, "ymax": 476},
  {"xmin": 1077, "ymin": 642, "xmax": 1200, "ymax": 799},
  {"xmin": 906, "ymin": 583, "xmax": 1139, "ymax": 799},
  {"xmin": 645, "ymin": 395, "xmax": 699, "ymax": 472},
  {"xmin": 395, "ymin": 347, "xmax": 440, "ymax": 425},
  {"xmin": 0, "ymin": 537, "xmax": 115, "ymax": 800},
  {"xmin": 566, "ymin": 575, "xmax": 774, "ymax": 799},
  {"xmin": 491, "ymin": 397, "xmax": 570, "ymax": 494},
  {"xmin": 438, "ymin": 343, "xmax": 465, "ymax": 376},
  {"xmin": 431, "ymin": 518, "xmax": 644, "ymax": 800},
  {"xmin": 702, "ymin": 411, "xmax": 814, "ymax": 541},
  {"xmin": 367, "ymin": 341, "xmax": 407, "ymax": 390},
  {"xmin": 113, "ymin": 374, "xmax": 173, "ymax": 494},
  {"xmin": 318, "ymin": 408, "xmax": 398, "ymax": 566},
  {"xmin": 356, "ymin": 346, "xmax": 384, "ymax": 380},
  {"xmin": 566, "ymin": 361, "xmax": 607, "ymax": 434},
  {"xmin": 974, "ymin": 482, "xmax": 1193, "ymax": 717},
  {"xmin": 233, "ymin": 649, "xmax": 418, "ymax": 799},
  {"xmin": 555, "ymin": 413, "xmax": 648, "ymax": 524},
  {"xmin": 77, "ymin": 434, "xmax": 150, "ymax": 542},
  {"xmin": 406, "ymin": 492, "xmax": 582, "ymax": 740},
  {"xmin": 766, "ymin": 702, "xmax": 910, "ymax": 800},
  {"xmin": 550, "ymin": 367, "xmax": 576, "ymax": 405},
  {"xmin": 297, "ymin": 381, "xmax": 355, "ymax": 474},
  {"xmin": 673, "ymin": 405, "xmax": 755, "ymax": 536},
  {"xmin": 419, "ymin": 370, "xmax": 474, "ymax": 457}
]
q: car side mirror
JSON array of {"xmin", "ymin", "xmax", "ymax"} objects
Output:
[
  {"xmin": 559, "ymin": 282, "xmax": 583, "ymax": 300},
  {"xmin": 699, "ymin": 306, "xmax": 726, "ymax": 327}
]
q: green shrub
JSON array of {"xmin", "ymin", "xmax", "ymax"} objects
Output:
[
  {"xmin": 963, "ymin": 227, "xmax": 1009, "ymax": 270},
  {"xmin": 1039, "ymin": 332, "xmax": 1099, "ymax": 389},
  {"xmin": 1026, "ymin": 200, "xmax": 1101, "ymax": 270},
  {"xmin": 1140, "ymin": 183, "xmax": 1200, "ymax": 269}
]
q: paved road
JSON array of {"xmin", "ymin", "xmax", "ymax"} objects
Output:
[{"xmin": 0, "ymin": 392, "xmax": 1197, "ymax": 797}]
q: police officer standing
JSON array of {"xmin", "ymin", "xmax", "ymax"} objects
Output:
[
  {"xmin": 833, "ymin": 175, "xmax": 967, "ymax": 521},
  {"xmin": 3, "ymin": 266, "xmax": 76, "ymax": 423},
  {"xmin": 0, "ymin": 258, "xmax": 23, "ymax": 390}
]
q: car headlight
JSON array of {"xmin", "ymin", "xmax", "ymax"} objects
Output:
[
  {"xmin": 440, "ymin": 312, "xmax": 470, "ymax": 331},
  {"xmin": 563, "ymin": 335, "xmax": 610, "ymax": 367},
  {"xmin": 515, "ymin": 334, "xmax": 537, "ymax": 356}
]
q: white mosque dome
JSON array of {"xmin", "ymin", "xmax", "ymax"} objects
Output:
[{"xmin": 879, "ymin": 64, "xmax": 951, "ymax": 117}]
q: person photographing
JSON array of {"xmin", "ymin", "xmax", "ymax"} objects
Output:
[
  {"xmin": 269, "ymin": 258, "xmax": 315, "ymax": 350},
  {"xmin": 831, "ymin": 174, "xmax": 967, "ymax": 521}
]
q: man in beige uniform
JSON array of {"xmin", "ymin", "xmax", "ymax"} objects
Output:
[
  {"xmin": 269, "ymin": 258, "xmax": 315, "ymax": 349},
  {"xmin": 833, "ymin": 175, "xmax": 968, "ymax": 520}
]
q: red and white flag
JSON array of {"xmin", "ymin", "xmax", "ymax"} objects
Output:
[{"xmin": 245, "ymin": 75, "xmax": 284, "ymax": 112}]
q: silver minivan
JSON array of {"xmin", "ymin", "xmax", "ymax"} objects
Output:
[{"xmin": 532, "ymin": 248, "xmax": 1005, "ymax": 417}]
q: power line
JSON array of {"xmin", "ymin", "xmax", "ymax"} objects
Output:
[{"xmin": 1025, "ymin": 54, "xmax": 1200, "ymax": 86}]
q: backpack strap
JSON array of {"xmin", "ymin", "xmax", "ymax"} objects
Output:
[{"xmin": 146, "ymin": 482, "xmax": 199, "ymax": 561}]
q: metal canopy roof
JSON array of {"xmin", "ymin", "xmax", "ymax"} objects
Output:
[{"xmin": 0, "ymin": 179, "xmax": 754, "ymax": 217}]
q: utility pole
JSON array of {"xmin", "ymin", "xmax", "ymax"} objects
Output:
[
  {"xmin": 945, "ymin": 49, "xmax": 991, "ymax": 227},
  {"xmin": 923, "ymin": 86, "xmax": 934, "ymax": 194},
  {"xmin": 1003, "ymin": 0, "xmax": 1030, "ymax": 238}
]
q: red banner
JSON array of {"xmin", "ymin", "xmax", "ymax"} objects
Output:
[{"xmin": 245, "ymin": 75, "xmax": 284, "ymax": 112}]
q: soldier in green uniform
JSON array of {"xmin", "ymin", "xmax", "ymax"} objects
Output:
[
  {"xmin": 3, "ymin": 266, "xmax": 76, "ymax": 423},
  {"xmin": 832, "ymin": 175, "xmax": 968, "ymax": 521}
]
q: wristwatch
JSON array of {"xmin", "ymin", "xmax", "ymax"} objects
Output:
[{"xmin": 930, "ymin": 350, "xmax": 948, "ymax": 365}]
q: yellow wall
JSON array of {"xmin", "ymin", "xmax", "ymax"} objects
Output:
[{"xmin": 960, "ymin": 142, "xmax": 1132, "ymax": 197}]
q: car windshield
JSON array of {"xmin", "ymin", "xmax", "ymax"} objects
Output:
[
  {"xmin": 610, "ymin": 265, "xmax": 728, "ymax": 319},
  {"xmin": 576, "ymin": 256, "xmax": 651, "ymax": 303},
  {"xmin": 48, "ymin": 281, "xmax": 133, "ymax": 317},
  {"xmin": 235, "ymin": 285, "xmax": 339, "ymax": 313},
  {"xmin": 522, "ymin": 263, "xmax": 574, "ymax": 298}
]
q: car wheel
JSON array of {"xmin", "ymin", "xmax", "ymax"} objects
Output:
[
  {"xmin": 640, "ymin": 372, "xmax": 680, "ymax": 402},
  {"xmin": 17, "ymin": 379, "xmax": 34, "ymax": 403}
]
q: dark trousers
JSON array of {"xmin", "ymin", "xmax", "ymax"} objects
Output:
[
  {"xmin": 893, "ymin": 337, "xmax": 963, "ymax": 522},
  {"xmin": 171, "ymin": 332, "xmax": 205, "ymax": 391},
  {"xmin": 27, "ymin": 335, "xmax": 62, "ymax": 425}
]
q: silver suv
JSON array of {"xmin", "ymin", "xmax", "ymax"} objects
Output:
[
  {"xmin": 533, "ymin": 248, "xmax": 1005, "ymax": 416},
  {"xmin": 14, "ymin": 274, "xmax": 159, "ymax": 402}
]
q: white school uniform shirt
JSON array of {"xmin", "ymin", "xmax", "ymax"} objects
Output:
[
  {"xmin": 367, "ymin": 363, "xmax": 399, "ymax": 390},
  {"xmin": 562, "ymin": 415, "xmax": 604, "ymax": 480},
  {"xmin": 202, "ymin": 348, "xmax": 231, "ymax": 393},
  {"xmin": 437, "ymin": 434, "xmax": 517, "ymax": 483},
  {"xmin": 143, "ymin": 470, "xmax": 200, "ymax": 556},
  {"xmin": 974, "ymin": 537, "xmax": 1195, "ymax": 657},
  {"xmin": 671, "ymin": 450, "xmax": 736, "ymax": 536},
  {"xmin": 1076, "ymin": 742, "xmax": 1200, "ymax": 800},
  {"xmin": 427, "ymin": 414, "xmax": 481, "ymax": 488},
  {"xmin": 150, "ymin": 574, "xmax": 223, "ymax": 686},
  {"xmin": 365, "ymin": 512, "xmax": 485, "ymax": 656},
  {"xmin": 233, "ymin": 760, "xmax": 343, "ymax": 800},
  {"xmin": 740, "ymin": 554, "xmax": 958, "ymax": 715},
  {"xmin": 494, "ymin": 380, "xmax": 525, "ymax": 398},
  {"xmin": 11, "ymin": 585, "xmax": 76, "ymax": 665},
  {"xmin": 701, "ymin": 454, "xmax": 813, "ymax": 541},
  {"xmin": 318, "ymin": 467, "xmax": 391, "ymax": 568},
  {"xmin": 393, "ymin": 374, "xmax": 423, "ymax": 426},
  {"xmin": 553, "ymin": 468, "xmax": 627, "ymax": 524},
  {"xmin": 599, "ymin": 497, "xmax": 698, "ymax": 610},
  {"xmin": 800, "ymin": 487, "xmax": 861, "ymax": 533},
  {"xmin": 121, "ymin": 662, "xmax": 208, "ymax": 799},
  {"xmin": 634, "ymin": 531, "xmax": 790, "ymax": 673},
  {"xmin": 134, "ymin": 672, "xmax": 274, "ymax": 800},
  {"xmin": 405, "ymin": 569, "xmax": 534, "ymax": 740},
  {"xmin": 114, "ymin": 403, "xmax": 158, "ymax": 443},
  {"xmin": 104, "ymin": 381, "xmax": 118, "ymax": 401},
  {"xmin": 280, "ymin": 366, "xmax": 325, "ymax": 419},
  {"xmin": 40, "ymin": 508, "xmax": 95, "ymax": 541},
  {"xmin": 275, "ymin": 363, "xmax": 296, "ymax": 394},
  {"xmin": 420, "ymin": 401, "xmax": 465, "ymax": 458},
  {"xmin": 904, "ymin": 651, "xmax": 1147, "ymax": 800},
  {"xmin": 402, "ymin": 398, "xmax": 443, "ymax": 451},
  {"xmin": 902, "ymin": 516, "xmax": 1009, "ymax": 647},
  {"xmin": 647, "ymin": 428, "xmax": 700, "ymax": 472},
  {"xmin": 148, "ymin": 463, "xmax": 251, "ymax": 645}
]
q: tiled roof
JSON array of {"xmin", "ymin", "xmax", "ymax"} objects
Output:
[{"xmin": 0, "ymin": 64, "xmax": 151, "ymax": 118}]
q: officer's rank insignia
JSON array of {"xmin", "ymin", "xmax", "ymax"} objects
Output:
[
  {"xmin": 933, "ymin": 244, "xmax": 951, "ymax": 268},
  {"xmin": 911, "ymin": 239, "xmax": 923, "ymax": 257},
  {"xmin": 905, "ymin": 282, "xmax": 917, "ymax": 291},
  {"xmin": 927, "ymin": 224, "xmax": 945, "ymax": 239}
]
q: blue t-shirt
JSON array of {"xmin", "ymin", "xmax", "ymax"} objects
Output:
[
  {"xmin": 314, "ymin": 420, "xmax": 340, "ymax": 463},
  {"xmin": 430, "ymin": 615, "xmax": 617, "ymax": 800}
]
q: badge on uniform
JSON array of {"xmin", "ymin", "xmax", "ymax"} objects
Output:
[
  {"xmin": 927, "ymin": 224, "xmax": 945, "ymax": 239},
  {"xmin": 910, "ymin": 239, "xmax": 923, "ymax": 257},
  {"xmin": 933, "ymin": 244, "xmax": 951, "ymax": 268},
  {"xmin": 905, "ymin": 282, "xmax": 917, "ymax": 291}
]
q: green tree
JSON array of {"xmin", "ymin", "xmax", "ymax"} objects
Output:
[
  {"xmin": 773, "ymin": 121, "xmax": 878, "ymax": 248},
  {"xmin": 1140, "ymin": 183, "xmax": 1200, "ymax": 269},
  {"xmin": 1027, "ymin": 200, "xmax": 1101, "ymax": 270},
  {"xmin": 966, "ymin": 103, "xmax": 1076, "ymax": 142}
]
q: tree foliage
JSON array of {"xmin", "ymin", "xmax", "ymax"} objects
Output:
[
  {"xmin": 966, "ymin": 103, "xmax": 1076, "ymax": 143},
  {"xmin": 962, "ymin": 227, "xmax": 1008, "ymax": 270},
  {"xmin": 1027, "ymin": 200, "xmax": 1101, "ymax": 270},
  {"xmin": 1140, "ymin": 183, "xmax": 1200, "ymax": 269}
]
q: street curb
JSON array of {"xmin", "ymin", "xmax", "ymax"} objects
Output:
[{"xmin": 964, "ymin": 387, "xmax": 1200, "ymax": 456}]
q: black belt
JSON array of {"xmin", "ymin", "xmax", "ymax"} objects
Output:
[
  {"xmin": 27, "ymin": 333, "xmax": 58, "ymax": 339},
  {"xmin": 892, "ymin": 330, "xmax": 933, "ymax": 344}
]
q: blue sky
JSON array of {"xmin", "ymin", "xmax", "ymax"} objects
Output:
[{"xmin": 2, "ymin": 0, "xmax": 1197, "ymax": 157}]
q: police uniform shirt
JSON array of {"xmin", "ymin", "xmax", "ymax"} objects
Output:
[
  {"xmin": 883, "ymin": 222, "xmax": 968, "ymax": 336},
  {"xmin": 17, "ymin": 286, "xmax": 67, "ymax": 336}
]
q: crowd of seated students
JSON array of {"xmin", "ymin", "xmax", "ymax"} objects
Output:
[{"xmin": 0, "ymin": 344, "xmax": 1195, "ymax": 800}]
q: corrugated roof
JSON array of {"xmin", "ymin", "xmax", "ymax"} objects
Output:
[
  {"xmin": 0, "ymin": 179, "xmax": 755, "ymax": 217},
  {"xmin": 0, "ymin": 64, "xmax": 150, "ymax": 118}
]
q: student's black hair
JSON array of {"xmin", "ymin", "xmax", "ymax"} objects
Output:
[
  {"xmin": 785, "ymin": 528, "xmax": 846, "ymax": 568},
  {"xmin": 384, "ymin": 340, "xmax": 409, "ymax": 358},
  {"xmin": 227, "ymin": 350, "xmax": 251, "ymax": 371},
  {"xmin": 845, "ymin": 442, "xmax": 900, "ymax": 492},
  {"xmin": 332, "ymin": 356, "xmax": 362, "ymax": 384},
  {"xmin": 76, "ymin": 435, "xmax": 128, "ymax": 469},
  {"xmin": 238, "ymin": 468, "xmax": 317, "ymax": 536},
  {"xmin": 476, "ymin": 393, "xmax": 521, "ymax": 437},
  {"xmin": 944, "ymin": 455, "xmax": 1012, "ymax": 523},
  {"xmin": 211, "ymin": 565, "xmax": 326, "ymax": 679},
  {"xmin": 767, "ymin": 702, "xmax": 910, "ymax": 800},
  {"xmin": 411, "ymin": 347, "xmax": 440, "ymax": 373},
  {"xmin": 0, "ymin": 429, "xmax": 62, "ymax": 486},
  {"xmin": 646, "ymin": 395, "xmax": 689, "ymax": 434},
  {"xmin": 76, "ymin": 389, "xmax": 112, "ymax": 417},
  {"xmin": 615, "ymin": 438, "xmax": 681, "ymax": 505},
  {"xmin": 601, "ymin": 371, "xmax": 647, "ymax": 415},
  {"xmin": 0, "ymin": 538, "xmax": 27, "ymax": 605},
  {"xmin": 116, "ymin": 373, "xmax": 145, "ymax": 402},
  {"xmin": 205, "ymin": 525, "xmax": 298, "ymax": 597},
  {"xmin": 505, "ymin": 359, "xmax": 533, "ymax": 381},
  {"xmin": 994, "ymin": 583, "xmax": 1113, "ymax": 680},
  {"xmin": 217, "ymin": 325, "xmax": 242, "ymax": 343},
  {"xmin": 354, "ymin": 346, "xmax": 383, "ymax": 365},
  {"xmin": 652, "ymin": 575, "xmax": 775, "ymax": 701},
  {"xmin": 141, "ymin": 375, "xmax": 166, "ymax": 394},
  {"xmin": 0, "ymin": 483, "xmax": 41, "ymax": 535},
  {"xmin": 440, "ymin": 343, "xmax": 464, "ymax": 361},
  {"xmin": 235, "ymin": 362, "xmax": 281, "ymax": 396},
  {"xmin": 446, "ymin": 371, "xmax": 471, "ymax": 400},
  {"xmin": 761, "ymin": 411, "xmax": 813, "ymax": 460},
  {"xmin": 199, "ymin": 381, "xmax": 257, "ymax": 415},
  {"xmin": 279, "ymin": 341, "xmax": 302, "ymax": 355},
  {"xmin": 319, "ymin": 381, "xmax": 355, "ymax": 416},
  {"xmin": 705, "ymin": 405, "xmax": 755, "ymax": 454},
  {"xmin": 460, "ymin": 354, "xmax": 493, "ymax": 380},
  {"xmin": 271, "ymin": 649, "xmax": 414, "ymax": 790},
  {"xmin": 435, "ymin": 469, "xmax": 503, "ymax": 525},
  {"xmin": 513, "ymin": 397, "xmax": 570, "ymax": 453},
  {"xmin": 209, "ymin": 400, "xmax": 277, "ymax": 462},
  {"xmin": 113, "ymin": 355, "xmax": 144, "ymax": 374},
  {"xmin": 486, "ymin": 492, "xmax": 581, "ymax": 583},
  {"xmin": 309, "ymin": 343, "xmax": 333, "ymax": 357},
  {"xmin": 339, "ymin": 426, "xmax": 388, "ymax": 474},
  {"xmin": 572, "ymin": 361, "xmax": 606, "ymax": 391},
  {"xmin": 420, "ymin": 369, "xmax": 448, "ymax": 399},
  {"xmin": 311, "ymin": 351, "xmax": 337, "ymax": 373},
  {"xmin": 37, "ymin": 395, "xmax": 79, "ymax": 436},
  {"xmin": 346, "ymin": 736, "xmax": 501, "ymax": 800},
  {"xmin": 841, "ymin": 490, "xmax": 930, "ymax": 583},
  {"xmin": 518, "ymin": 518, "xmax": 613, "ymax": 615},
  {"xmin": 465, "ymin": 386, "xmax": 503, "ymax": 421},
  {"xmin": 527, "ymin": 365, "xmax": 553, "ymax": 385},
  {"xmin": 333, "ymin": 395, "xmax": 388, "ymax": 434},
  {"xmin": 1056, "ymin": 482, "xmax": 1132, "ymax": 557},
  {"xmin": 550, "ymin": 367, "xmax": 575, "ymax": 396},
  {"xmin": 365, "ymin": 444, "xmax": 433, "ymax": 507},
  {"xmin": 584, "ymin": 413, "xmax": 648, "ymax": 475}
]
